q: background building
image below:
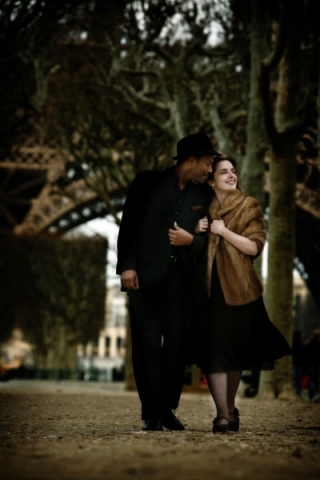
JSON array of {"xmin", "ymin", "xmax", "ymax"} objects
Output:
[{"xmin": 76, "ymin": 286, "xmax": 127, "ymax": 382}]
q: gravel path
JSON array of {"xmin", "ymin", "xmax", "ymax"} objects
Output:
[{"xmin": 1, "ymin": 380, "xmax": 320, "ymax": 480}]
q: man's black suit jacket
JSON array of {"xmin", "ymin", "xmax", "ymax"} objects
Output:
[{"xmin": 116, "ymin": 166, "xmax": 212, "ymax": 290}]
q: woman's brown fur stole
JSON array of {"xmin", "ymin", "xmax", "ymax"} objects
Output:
[{"xmin": 206, "ymin": 189, "xmax": 267, "ymax": 306}]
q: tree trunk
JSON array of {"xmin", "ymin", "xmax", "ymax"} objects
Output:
[
  {"xmin": 259, "ymin": 149, "xmax": 296, "ymax": 399},
  {"xmin": 34, "ymin": 316, "xmax": 78, "ymax": 379},
  {"xmin": 258, "ymin": 1, "xmax": 304, "ymax": 399},
  {"xmin": 124, "ymin": 299, "xmax": 136, "ymax": 392},
  {"xmin": 241, "ymin": 1, "xmax": 270, "ymax": 285},
  {"xmin": 241, "ymin": 0, "xmax": 268, "ymax": 209}
]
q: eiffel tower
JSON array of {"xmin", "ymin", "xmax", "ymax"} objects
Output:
[{"xmin": 0, "ymin": 140, "xmax": 124, "ymax": 236}]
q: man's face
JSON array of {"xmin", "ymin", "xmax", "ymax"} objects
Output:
[{"xmin": 188, "ymin": 155, "xmax": 213, "ymax": 183}]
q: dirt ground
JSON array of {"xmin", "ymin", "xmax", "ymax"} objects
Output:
[{"xmin": 1, "ymin": 380, "xmax": 320, "ymax": 480}]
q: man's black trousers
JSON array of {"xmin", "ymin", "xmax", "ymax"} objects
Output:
[{"xmin": 127, "ymin": 260, "xmax": 192, "ymax": 420}]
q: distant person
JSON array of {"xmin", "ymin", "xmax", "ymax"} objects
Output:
[
  {"xmin": 304, "ymin": 328, "xmax": 320, "ymax": 400},
  {"xmin": 117, "ymin": 133, "xmax": 219, "ymax": 431},
  {"xmin": 292, "ymin": 330, "xmax": 305, "ymax": 397},
  {"xmin": 195, "ymin": 155, "xmax": 292, "ymax": 433}
]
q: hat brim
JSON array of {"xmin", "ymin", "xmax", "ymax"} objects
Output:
[{"xmin": 172, "ymin": 149, "xmax": 221, "ymax": 160}]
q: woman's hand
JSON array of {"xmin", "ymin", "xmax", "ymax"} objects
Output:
[
  {"xmin": 211, "ymin": 219, "xmax": 258, "ymax": 256},
  {"xmin": 195, "ymin": 216, "xmax": 209, "ymax": 233},
  {"xmin": 210, "ymin": 219, "xmax": 225, "ymax": 235}
]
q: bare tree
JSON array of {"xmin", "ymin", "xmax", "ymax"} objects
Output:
[
  {"xmin": 257, "ymin": 0, "xmax": 317, "ymax": 399},
  {"xmin": 35, "ymin": 2, "xmax": 253, "ymax": 221},
  {"xmin": 23, "ymin": 236, "xmax": 107, "ymax": 377}
]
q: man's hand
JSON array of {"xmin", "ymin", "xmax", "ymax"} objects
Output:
[
  {"xmin": 121, "ymin": 270, "xmax": 139, "ymax": 290},
  {"xmin": 168, "ymin": 222, "xmax": 193, "ymax": 246}
]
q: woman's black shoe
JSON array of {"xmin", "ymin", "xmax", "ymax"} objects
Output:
[
  {"xmin": 212, "ymin": 416, "xmax": 229, "ymax": 433},
  {"xmin": 228, "ymin": 407, "xmax": 240, "ymax": 432}
]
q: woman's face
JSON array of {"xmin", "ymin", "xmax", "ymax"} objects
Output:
[{"xmin": 210, "ymin": 160, "xmax": 237, "ymax": 194}]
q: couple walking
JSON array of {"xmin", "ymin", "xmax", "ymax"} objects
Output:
[{"xmin": 116, "ymin": 133, "xmax": 291, "ymax": 434}]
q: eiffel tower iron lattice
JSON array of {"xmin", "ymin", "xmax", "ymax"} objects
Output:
[{"xmin": 0, "ymin": 144, "xmax": 124, "ymax": 235}]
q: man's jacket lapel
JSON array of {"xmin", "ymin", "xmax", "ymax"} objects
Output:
[{"xmin": 176, "ymin": 181, "xmax": 199, "ymax": 223}]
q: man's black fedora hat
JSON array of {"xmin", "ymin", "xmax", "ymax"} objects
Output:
[{"xmin": 172, "ymin": 132, "xmax": 220, "ymax": 160}]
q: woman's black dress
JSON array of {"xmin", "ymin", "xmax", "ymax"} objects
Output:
[{"xmin": 198, "ymin": 263, "xmax": 292, "ymax": 374}]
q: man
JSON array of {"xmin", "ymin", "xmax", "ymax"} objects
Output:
[{"xmin": 116, "ymin": 133, "xmax": 219, "ymax": 431}]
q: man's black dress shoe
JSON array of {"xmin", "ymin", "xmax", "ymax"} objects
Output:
[
  {"xmin": 161, "ymin": 410, "xmax": 185, "ymax": 431},
  {"xmin": 142, "ymin": 418, "xmax": 163, "ymax": 431}
]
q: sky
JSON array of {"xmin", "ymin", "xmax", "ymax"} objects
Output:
[{"xmin": 69, "ymin": 215, "xmax": 120, "ymax": 286}]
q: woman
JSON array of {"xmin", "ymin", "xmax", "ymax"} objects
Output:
[{"xmin": 195, "ymin": 155, "xmax": 292, "ymax": 433}]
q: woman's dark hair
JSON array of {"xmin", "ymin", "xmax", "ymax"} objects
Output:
[{"xmin": 212, "ymin": 154, "xmax": 237, "ymax": 174}]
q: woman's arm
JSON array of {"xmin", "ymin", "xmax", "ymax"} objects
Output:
[{"xmin": 210, "ymin": 219, "xmax": 258, "ymax": 256}]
